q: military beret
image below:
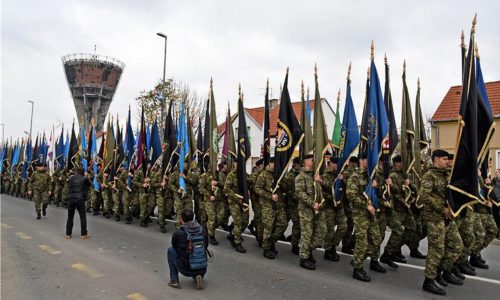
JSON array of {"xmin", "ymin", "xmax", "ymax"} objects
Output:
[
  {"xmin": 432, "ymin": 149, "xmax": 449, "ymax": 159},
  {"xmin": 255, "ymin": 159, "xmax": 264, "ymax": 166},
  {"xmin": 358, "ymin": 152, "xmax": 368, "ymax": 160},
  {"xmin": 329, "ymin": 156, "xmax": 339, "ymax": 164},
  {"xmin": 269, "ymin": 157, "xmax": 275, "ymax": 163},
  {"xmin": 303, "ymin": 154, "xmax": 314, "ymax": 160},
  {"xmin": 447, "ymin": 153, "xmax": 454, "ymax": 160},
  {"xmin": 392, "ymin": 155, "xmax": 402, "ymax": 163},
  {"xmin": 293, "ymin": 157, "xmax": 301, "ymax": 165},
  {"xmin": 349, "ymin": 156, "xmax": 359, "ymax": 164}
]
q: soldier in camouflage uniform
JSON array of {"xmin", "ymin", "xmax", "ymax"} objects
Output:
[
  {"xmin": 111, "ymin": 166, "xmax": 125, "ymax": 221},
  {"xmin": 321, "ymin": 156, "xmax": 347, "ymax": 262},
  {"xmin": 282, "ymin": 158, "xmax": 301, "ymax": 254},
  {"xmin": 190, "ymin": 162, "xmax": 206, "ymax": 226},
  {"xmin": 168, "ymin": 163, "xmax": 194, "ymax": 229},
  {"xmin": 248, "ymin": 159, "xmax": 264, "ymax": 245},
  {"xmin": 28, "ymin": 163, "xmax": 51, "ymax": 219},
  {"xmin": 224, "ymin": 161, "xmax": 249, "ymax": 253},
  {"xmin": 101, "ymin": 171, "xmax": 113, "ymax": 218},
  {"xmin": 135, "ymin": 167, "xmax": 151, "ymax": 227},
  {"xmin": 9, "ymin": 167, "xmax": 20, "ymax": 196},
  {"xmin": 421, "ymin": 150, "xmax": 463, "ymax": 296},
  {"xmin": 346, "ymin": 153, "xmax": 383, "ymax": 282},
  {"xmin": 146, "ymin": 164, "xmax": 160, "ymax": 222},
  {"xmin": 53, "ymin": 168, "xmax": 65, "ymax": 207},
  {"xmin": 219, "ymin": 162, "xmax": 232, "ymax": 231},
  {"xmin": 3, "ymin": 170, "xmax": 12, "ymax": 195},
  {"xmin": 341, "ymin": 156, "xmax": 359, "ymax": 254},
  {"xmin": 256, "ymin": 158, "xmax": 287, "ymax": 260},
  {"xmin": 200, "ymin": 160, "xmax": 225, "ymax": 245},
  {"xmin": 295, "ymin": 154, "xmax": 325, "ymax": 270},
  {"xmin": 123, "ymin": 167, "xmax": 137, "ymax": 224}
]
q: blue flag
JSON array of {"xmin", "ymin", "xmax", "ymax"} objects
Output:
[
  {"xmin": 64, "ymin": 131, "xmax": 70, "ymax": 162},
  {"xmin": 178, "ymin": 101, "xmax": 189, "ymax": 194},
  {"xmin": 150, "ymin": 119, "xmax": 162, "ymax": 167},
  {"xmin": 364, "ymin": 60, "xmax": 389, "ymax": 208},
  {"xmin": 476, "ymin": 58, "xmax": 492, "ymax": 114},
  {"xmin": 21, "ymin": 139, "xmax": 32, "ymax": 180},
  {"xmin": 56, "ymin": 127, "xmax": 65, "ymax": 169},
  {"xmin": 80, "ymin": 124, "xmax": 88, "ymax": 172},
  {"xmin": 91, "ymin": 126, "xmax": 100, "ymax": 191},
  {"xmin": 146, "ymin": 123, "xmax": 151, "ymax": 152}
]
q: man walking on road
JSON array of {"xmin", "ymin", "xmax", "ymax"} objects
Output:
[{"xmin": 65, "ymin": 167, "xmax": 91, "ymax": 239}]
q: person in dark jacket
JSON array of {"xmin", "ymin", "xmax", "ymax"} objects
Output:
[
  {"xmin": 65, "ymin": 167, "xmax": 91, "ymax": 239},
  {"xmin": 167, "ymin": 208, "xmax": 209, "ymax": 289}
]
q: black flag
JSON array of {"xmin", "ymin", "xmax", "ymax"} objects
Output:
[
  {"xmin": 237, "ymin": 93, "xmax": 251, "ymax": 206},
  {"xmin": 273, "ymin": 68, "xmax": 304, "ymax": 192},
  {"xmin": 67, "ymin": 121, "xmax": 78, "ymax": 171},
  {"xmin": 162, "ymin": 100, "xmax": 177, "ymax": 175},
  {"xmin": 262, "ymin": 79, "xmax": 271, "ymax": 166}
]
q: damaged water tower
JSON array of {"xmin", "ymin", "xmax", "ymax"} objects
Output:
[{"xmin": 62, "ymin": 53, "xmax": 125, "ymax": 131}]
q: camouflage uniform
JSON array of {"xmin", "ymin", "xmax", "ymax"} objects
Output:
[
  {"xmin": 248, "ymin": 167, "xmax": 263, "ymax": 241},
  {"xmin": 135, "ymin": 169, "xmax": 152, "ymax": 223},
  {"xmin": 111, "ymin": 171, "xmax": 123, "ymax": 216},
  {"xmin": 123, "ymin": 170, "xmax": 138, "ymax": 220},
  {"xmin": 224, "ymin": 169, "xmax": 249, "ymax": 245},
  {"xmin": 321, "ymin": 169, "xmax": 347, "ymax": 252},
  {"xmin": 471, "ymin": 203, "xmax": 498, "ymax": 255},
  {"xmin": 219, "ymin": 166, "xmax": 231, "ymax": 228},
  {"xmin": 346, "ymin": 168, "xmax": 382, "ymax": 269},
  {"xmin": 295, "ymin": 167, "xmax": 326, "ymax": 259},
  {"xmin": 190, "ymin": 167, "xmax": 206, "ymax": 226},
  {"xmin": 151, "ymin": 169, "xmax": 166, "ymax": 226},
  {"xmin": 200, "ymin": 172, "xmax": 224, "ymax": 238},
  {"xmin": 373, "ymin": 169, "xmax": 389, "ymax": 260},
  {"xmin": 420, "ymin": 166, "xmax": 463, "ymax": 279},
  {"xmin": 53, "ymin": 169, "xmax": 66, "ymax": 206},
  {"xmin": 28, "ymin": 168, "xmax": 51, "ymax": 214},
  {"xmin": 455, "ymin": 205, "xmax": 476, "ymax": 265},
  {"xmin": 283, "ymin": 167, "xmax": 301, "ymax": 247},
  {"xmin": 256, "ymin": 166, "xmax": 288, "ymax": 251},
  {"xmin": 101, "ymin": 173, "xmax": 113, "ymax": 214},
  {"xmin": 168, "ymin": 170, "xmax": 194, "ymax": 228},
  {"xmin": 4, "ymin": 172, "xmax": 12, "ymax": 194},
  {"xmin": 115, "ymin": 170, "xmax": 129, "ymax": 217},
  {"xmin": 341, "ymin": 165, "xmax": 356, "ymax": 249}
]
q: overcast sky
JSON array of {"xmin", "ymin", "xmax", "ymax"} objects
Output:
[{"xmin": 2, "ymin": 0, "xmax": 499, "ymax": 141}]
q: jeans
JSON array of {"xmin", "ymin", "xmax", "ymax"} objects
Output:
[
  {"xmin": 167, "ymin": 247, "xmax": 206, "ymax": 281},
  {"xmin": 66, "ymin": 198, "xmax": 87, "ymax": 236}
]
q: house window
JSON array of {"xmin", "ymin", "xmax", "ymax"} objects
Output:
[{"xmin": 496, "ymin": 150, "xmax": 500, "ymax": 170}]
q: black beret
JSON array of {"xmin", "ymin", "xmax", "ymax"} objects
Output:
[
  {"xmin": 432, "ymin": 149, "xmax": 449, "ymax": 159},
  {"xmin": 392, "ymin": 155, "xmax": 402, "ymax": 163},
  {"xmin": 358, "ymin": 152, "xmax": 368, "ymax": 159},
  {"xmin": 255, "ymin": 159, "xmax": 264, "ymax": 166},
  {"xmin": 349, "ymin": 156, "xmax": 359, "ymax": 163},
  {"xmin": 269, "ymin": 157, "xmax": 275, "ymax": 163},
  {"xmin": 293, "ymin": 157, "xmax": 301, "ymax": 165},
  {"xmin": 447, "ymin": 153, "xmax": 454, "ymax": 160},
  {"xmin": 303, "ymin": 154, "xmax": 314, "ymax": 160},
  {"xmin": 329, "ymin": 156, "xmax": 339, "ymax": 164}
]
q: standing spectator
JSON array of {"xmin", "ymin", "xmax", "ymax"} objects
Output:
[{"xmin": 65, "ymin": 167, "xmax": 91, "ymax": 239}]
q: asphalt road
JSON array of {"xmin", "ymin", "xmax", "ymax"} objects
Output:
[{"xmin": 1, "ymin": 194, "xmax": 499, "ymax": 300}]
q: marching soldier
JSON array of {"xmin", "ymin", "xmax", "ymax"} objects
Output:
[
  {"xmin": 282, "ymin": 158, "xmax": 301, "ymax": 254},
  {"xmin": 190, "ymin": 162, "xmax": 206, "ymax": 226},
  {"xmin": 341, "ymin": 156, "xmax": 359, "ymax": 254},
  {"xmin": 168, "ymin": 162, "xmax": 194, "ymax": 228},
  {"xmin": 150, "ymin": 164, "xmax": 164, "ymax": 231},
  {"xmin": 28, "ymin": 162, "xmax": 51, "ymax": 219},
  {"xmin": 219, "ymin": 161, "xmax": 232, "ymax": 231},
  {"xmin": 248, "ymin": 159, "xmax": 264, "ymax": 245},
  {"xmin": 200, "ymin": 158, "xmax": 224, "ymax": 245}
]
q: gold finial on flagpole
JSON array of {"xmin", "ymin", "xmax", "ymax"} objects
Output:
[
  {"xmin": 347, "ymin": 61, "xmax": 352, "ymax": 81},
  {"xmin": 461, "ymin": 30, "xmax": 465, "ymax": 48},
  {"xmin": 371, "ymin": 40, "xmax": 375, "ymax": 60}
]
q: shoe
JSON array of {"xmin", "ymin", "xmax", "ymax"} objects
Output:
[
  {"xmin": 380, "ymin": 253, "xmax": 398, "ymax": 269},
  {"xmin": 309, "ymin": 251, "xmax": 316, "ymax": 264},
  {"xmin": 353, "ymin": 268, "xmax": 371, "ymax": 282},
  {"xmin": 442, "ymin": 270, "xmax": 464, "ymax": 285},
  {"xmin": 103, "ymin": 211, "xmax": 108, "ymax": 218},
  {"xmin": 341, "ymin": 246, "xmax": 354, "ymax": 255},
  {"xmin": 291, "ymin": 244, "xmax": 300, "ymax": 255},
  {"xmin": 452, "ymin": 267, "xmax": 465, "ymax": 280},
  {"xmin": 160, "ymin": 225, "xmax": 167, "ymax": 233},
  {"xmin": 93, "ymin": 210, "xmax": 100, "ymax": 216},
  {"xmin": 36, "ymin": 212, "xmax": 41, "ymax": 219},
  {"xmin": 227, "ymin": 234, "xmax": 236, "ymax": 247},
  {"xmin": 195, "ymin": 275, "xmax": 205, "ymax": 290},
  {"xmin": 391, "ymin": 252, "xmax": 407, "ymax": 263},
  {"xmin": 458, "ymin": 262, "xmax": 476, "ymax": 276},
  {"xmin": 370, "ymin": 259, "xmax": 387, "ymax": 273},
  {"xmin": 64, "ymin": 235, "xmax": 71, "ymax": 239},
  {"xmin": 168, "ymin": 279, "xmax": 180, "ymax": 289},
  {"xmin": 235, "ymin": 244, "xmax": 247, "ymax": 253},
  {"xmin": 466, "ymin": 261, "xmax": 476, "ymax": 271},
  {"xmin": 140, "ymin": 221, "xmax": 148, "ymax": 227},
  {"xmin": 470, "ymin": 255, "xmax": 489, "ymax": 269},
  {"xmin": 300, "ymin": 258, "xmax": 316, "ymax": 270},
  {"xmin": 209, "ymin": 236, "xmax": 218, "ymax": 246},
  {"xmin": 56, "ymin": 203, "xmax": 60, "ymax": 207},
  {"xmin": 324, "ymin": 249, "xmax": 340, "ymax": 262},
  {"xmin": 115, "ymin": 215, "xmax": 121, "ymax": 222},
  {"xmin": 422, "ymin": 278, "xmax": 446, "ymax": 295},
  {"xmin": 247, "ymin": 221, "xmax": 256, "ymax": 236},
  {"xmin": 42, "ymin": 208, "xmax": 46, "ymax": 216},
  {"xmin": 81, "ymin": 235, "xmax": 90, "ymax": 239},
  {"xmin": 271, "ymin": 243, "xmax": 278, "ymax": 255},
  {"xmin": 435, "ymin": 271, "xmax": 448, "ymax": 287},
  {"xmin": 395, "ymin": 250, "xmax": 406, "ymax": 260},
  {"xmin": 86, "ymin": 207, "xmax": 91, "ymax": 213},
  {"xmin": 125, "ymin": 216, "xmax": 132, "ymax": 224},
  {"xmin": 106, "ymin": 211, "xmax": 111, "ymax": 219},
  {"xmin": 410, "ymin": 249, "xmax": 426, "ymax": 259},
  {"xmin": 478, "ymin": 254, "xmax": 486, "ymax": 264},
  {"xmin": 263, "ymin": 249, "xmax": 275, "ymax": 259}
]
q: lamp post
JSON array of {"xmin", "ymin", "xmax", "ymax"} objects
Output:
[{"xmin": 157, "ymin": 32, "xmax": 167, "ymax": 131}]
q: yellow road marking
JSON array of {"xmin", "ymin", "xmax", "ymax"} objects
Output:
[
  {"xmin": 1, "ymin": 223, "xmax": 12, "ymax": 229},
  {"xmin": 71, "ymin": 263, "xmax": 104, "ymax": 279},
  {"xmin": 39, "ymin": 245, "xmax": 61, "ymax": 255},
  {"xmin": 15, "ymin": 232, "xmax": 32, "ymax": 240},
  {"xmin": 127, "ymin": 293, "xmax": 148, "ymax": 300}
]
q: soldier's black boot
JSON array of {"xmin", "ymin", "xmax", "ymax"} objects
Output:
[
  {"xmin": 442, "ymin": 270, "xmax": 464, "ymax": 285},
  {"xmin": 324, "ymin": 249, "xmax": 340, "ymax": 261},
  {"xmin": 470, "ymin": 255, "xmax": 489, "ymax": 269},
  {"xmin": 227, "ymin": 234, "xmax": 236, "ymax": 248},
  {"xmin": 42, "ymin": 204, "xmax": 47, "ymax": 216},
  {"xmin": 458, "ymin": 261, "xmax": 476, "ymax": 276},
  {"xmin": 422, "ymin": 277, "xmax": 446, "ymax": 295},
  {"xmin": 140, "ymin": 220, "xmax": 148, "ymax": 227},
  {"xmin": 410, "ymin": 248, "xmax": 426, "ymax": 259},
  {"xmin": 291, "ymin": 244, "xmax": 300, "ymax": 255},
  {"xmin": 341, "ymin": 245, "xmax": 354, "ymax": 255},
  {"xmin": 160, "ymin": 225, "xmax": 167, "ymax": 233},
  {"xmin": 263, "ymin": 249, "xmax": 275, "ymax": 259},
  {"xmin": 391, "ymin": 252, "xmax": 407, "ymax": 263},
  {"xmin": 115, "ymin": 214, "xmax": 121, "ymax": 222},
  {"xmin": 353, "ymin": 268, "xmax": 370, "ymax": 282},
  {"xmin": 235, "ymin": 244, "xmax": 246, "ymax": 253},
  {"xmin": 93, "ymin": 209, "xmax": 100, "ymax": 216},
  {"xmin": 435, "ymin": 270, "xmax": 448, "ymax": 287},
  {"xmin": 370, "ymin": 259, "xmax": 387, "ymax": 273},
  {"xmin": 300, "ymin": 258, "xmax": 316, "ymax": 270},
  {"xmin": 478, "ymin": 253, "xmax": 486, "ymax": 264},
  {"xmin": 36, "ymin": 211, "xmax": 41, "ymax": 220},
  {"xmin": 380, "ymin": 252, "xmax": 398, "ymax": 269},
  {"xmin": 125, "ymin": 214, "xmax": 132, "ymax": 224},
  {"xmin": 86, "ymin": 207, "xmax": 91, "ymax": 213},
  {"xmin": 247, "ymin": 221, "xmax": 256, "ymax": 236},
  {"xmin": 106, "ymin": 211, "xmax": 111, "ymax": 219},
  {"xmin": 309, "ymin": 251, "xmax": 316, "ymax": 264},
  {"xmin": 452, "ymin": 266, "xmax": 466, "ymax": 280},
  {"xmin": 55, "ymin": 203, "xmax": 60, "ymax": 207},
  {"xmin": 271, "ymin": 243, "xmax": 278, "ymax": 255},
  {"xmin": 209, "ymin": 236, "xmax": 219, "ymax": 245}
]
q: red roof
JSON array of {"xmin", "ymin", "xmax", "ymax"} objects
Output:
[
  {"xmin": 431, "ymin": 81, "xmax": 500, "ymax": 122},
  {"xmin": 218, "ymin": 99, "xmax": 317, "ymax": 136}
]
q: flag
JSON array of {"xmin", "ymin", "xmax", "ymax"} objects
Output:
[
  {"xmin": 124, "ymin": 106, "xmax": 136, "ymax": 170},
  {"xmin": 64, "ymin": 131, "xmax": 69, "ymax": 163},
  {"xmin": 306, "ymin": 87, "xmax": 312, "ymax": 125},
  {"xmin": 67, "ymin": 121, "xmax": 79, "ymax": 171},
  {"xmin": 47, "ymin": 127, "xmax": 56, "ymax": 176},
  {"xmin": 203, "ymin": 98, "xmax": 210, "ymax": 168},
  {"xmin": 146, "ymin": 122, "xmax": 151, "ymax": 152},
  {"xmin": 91, "ymin": 126, "xmax": 100, "ymax": 191},
  {"xmin": 401, "ymin": 61, "xmax": 415, "ymax": 177},
  {"xmin": 413, "ymin": 79, "xmax": 428, "ymax": 189},
  {"xmin": 178, "ymin": 100, "xmax": 189, "ymax": 193},
  {"xmin": 449, "ymin": 17, "xmax": 495, "ymax": 215},
  {"xmin": 359, "ymin": 66, "xmax": 371, "ymax": 155},
  {"xmin": 364, "ymin": 48, "xmax": 390, "ymax": 208},
  {"xmin": 262, "ymin": 79, "xmax": 271, "ymax": 166},
  {"xmin": 21, "ymin": 138, "xmax": 32, "ymax": 180},
  {"xmin": 162, "ymin": 100, "xmax": 177, "ymax": 174},
  {"xmin": 103, "ymin": 118, "xmax": 116, "ymax": 173},
  {"xmin": 136, "ymin": 106, "xmax": 148, "ymax": 174},
  {"xmin": 331, "ymin": 90, "xmax": 342, "ymax": 154},
  {"xmin": 208, "ymin": 79, "xmax": 219, "ymax": 177},
  {"xmin": 300, "ymin": 81, "xmax": 313, "ymax": 160},
  {"xmin": 461, "ymin": 30, "xmax": 466, "ymax": 77},
  {"xmin": 80, "ymin": 122, "xmax": 88, "ymax": 172},
  {"xmin": 384, "ymin": 55, "xmax": 399, "ymax": 156},
  {"xmin": 150, "ymin": 118, "xmax": 162, "ymax": 167},
  {"xmin": 313, "ymin": 65, "xmax": 329, "ymax": 204},
  {"xmin": 222, "ymin": 103, "xmax": 236, "ymax": 161},
  {"xmin": 186, "ymin": 109, "xmax": 197, "ymax": 165},
  {"xmin": 56, "ymin": 126, "xmax": 65, "ymax": 169},
  {"xmin": 237, "ymin": 90, "xmax": 251, "ymax": 206},
  {"xmin": 196, "ymin": 116, "xmax": 203, "ymax": 165},
  {"xmin": 477, "ymin": 48, "xmax": 493, "ymax": 179},
  {"xmin": 273, "ymin": 68, "xmax": 304, "ymax": 192}
]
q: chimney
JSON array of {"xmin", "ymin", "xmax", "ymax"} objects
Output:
[{"xmin": 269, "ymin": 98, "xmax": 279, "ymax": 109}]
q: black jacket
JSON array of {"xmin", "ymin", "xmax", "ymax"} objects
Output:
[
  {"xmin": 67, "ymin": 173, "xmax": 91, "ymax": 201},
  {"xmin": 171, "ymin": 221, "xmax": 209, "ymax": 271}
]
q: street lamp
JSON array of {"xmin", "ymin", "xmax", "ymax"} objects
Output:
[
  {"xmin": 0, "ymin": 123, "xmax": 4, "ymax": 146},
  {"xmin": 157, "ymin": 32, "xmax": 167, "ymax": 131},
  {"xmin": 28, "ymin": 100, "xmax": 34, "ymax": 139}
]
